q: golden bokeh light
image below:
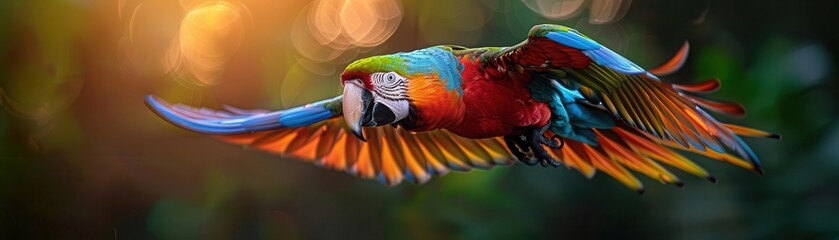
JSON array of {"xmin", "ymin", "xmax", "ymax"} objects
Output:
[
  {"xmin": 170, "ymin": 1, "xmax": 251, "ymax": 87},
  {"xmin": 340, "ymin": 0, "xmax": 402, "ymax": 47},
  {"xmin": 309, "ymin": 0, "xmax": 344, "ymax": 46},
  {"xmin": 292, "ymin": 0, "xmax": 403, "ymax": 64},
  {"xmin": 292, "ymin": 3, "xmax": 355, "ymax": 64},
  {"xmin": 521, "ymin": 0, "xmax": 632, "ymax": 24},
  {"xmin": 521, "ymin": 0, "xmax": 586, "ymax": 20},
  {"xmin": 588, "ymin": 0, "xmax": 632, "ymax": 24}
]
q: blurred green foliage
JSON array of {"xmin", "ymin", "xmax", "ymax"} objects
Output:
[{"xmin": 1, "ymin": 0, "xmax": 838, "ymax": 239}]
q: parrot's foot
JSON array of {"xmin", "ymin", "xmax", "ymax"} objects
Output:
[{"xmin": 504, "ymin": 125, "xmax": 565, "ymax": 167}]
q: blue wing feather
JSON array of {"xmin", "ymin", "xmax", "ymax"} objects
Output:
[
  {"xmin": 527, "ymin": 77, "xmax": 615, "ymax": 145},
  {"xmin": 145, "ymin": 95, "xmax": 342, "ymax": 135},
  {"xmin": 545, "ymin": 31, "xmax": 600, "ymax": 50},
  {"xmin": 546, "ymin": 30, "xmax": 648, "ymax": 75}
]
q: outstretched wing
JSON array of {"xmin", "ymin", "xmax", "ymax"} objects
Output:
[
  {"xmin": 146, "ymin": 94, "xmax": 774, "ymax": 192},
  {"xmin": 483, "ymin": 24, "xmax": 771, "ymax": 174},
  {"xmin": 145, "ymin": 95, "xmax": 513, "ymax": 185}
]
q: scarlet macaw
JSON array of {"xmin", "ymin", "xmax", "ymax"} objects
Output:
[{"xmin": 146, "ymin": 24, "xmax": 778, "ymax": 192}]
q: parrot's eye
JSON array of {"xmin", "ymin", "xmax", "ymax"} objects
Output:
[
  {"xmin": 379, "ymin": 72, "xmax": 400, "ymax": 87},
  {"xmin": 374, "ymin": 72, "xmax": 402, "ymax": 89}
]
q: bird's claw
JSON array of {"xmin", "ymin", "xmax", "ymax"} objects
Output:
[
  {"xmin": 504, "ymin": 125, "xmax": 566, "ymax": 168},
  {"xmin": 548, "ymin": 135, "xmax": 564, "ymax": 149},
  {"xmin": 504, "ymin": 136, "xmax": 538, "ymax": 165}
]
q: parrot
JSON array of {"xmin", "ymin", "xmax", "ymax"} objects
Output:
[{"xmin": 146, "ymin": 24, "xmax": 779, "ymax": 193}]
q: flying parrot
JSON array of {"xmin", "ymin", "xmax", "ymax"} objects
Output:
[{"xmin": 146, "ymin": 24, "xmax": 779, "ymax": 193}]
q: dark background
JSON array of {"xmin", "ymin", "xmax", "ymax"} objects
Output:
[{"xmin": 1, "ymin": 0, "xmax": 838, "ymax": 239}]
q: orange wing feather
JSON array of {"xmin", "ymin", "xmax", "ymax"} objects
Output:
[{"xmin": 216, "ymin": 118, "xmax": 514, "ymax": 185}]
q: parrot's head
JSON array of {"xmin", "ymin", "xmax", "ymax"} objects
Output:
[{"xmin": 339, "ymin": 47, "xmax": 464, "ymax": 141}]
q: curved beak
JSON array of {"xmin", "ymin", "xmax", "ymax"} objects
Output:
[
  {"xmin": 342, "ymin": 79, "xmax": 398, "ymax": 142},
  {"xmin": 342, "ymin": 80, "xmax": 370, "ymax": 141}
]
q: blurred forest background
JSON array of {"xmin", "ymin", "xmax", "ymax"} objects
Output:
[{"xmin": 1, "ymin": 0, "xmax": 838, "ymax": 239}]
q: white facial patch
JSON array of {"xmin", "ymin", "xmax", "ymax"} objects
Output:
[
  {"xmin": 372, "ymin": 91, "xmax": 410, "ymax": 122},
  {"xmin": 370, "ymin": 72, "xmax": 410, "ymax": 123}
]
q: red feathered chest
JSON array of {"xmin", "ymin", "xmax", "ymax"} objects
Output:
[{"xmin": 443, "ymin": 57, "xmax": 552, "ymax": 139}]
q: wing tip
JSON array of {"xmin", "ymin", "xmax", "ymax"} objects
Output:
[
  {"xmin": 144, "ymin": 94, "xmax": 164, "ymax": 113},
  {"xmin": 649, "ymin": 41, "xmax": 690, "ymax": 76},
  {"xmin": 740, "ymin": 140, "xmax": 765, "ymax": 176},
  {"xmin": 752, "ymin": 165, "xmax": 765, "ymax": 175},
  {"xmin": 673, "ymin": 78, "xmax": 721, "ymax": 93},
  {"xmin": 144, "ymin": 94, "xmax": 188, "ymax": 130},
  {"xmin": 706, "ymin": 175, "xmax": 718, "ymax": 183},
  {"xmin": 143, "ymin": 94, "xmax": 221, "ymax": 134}
]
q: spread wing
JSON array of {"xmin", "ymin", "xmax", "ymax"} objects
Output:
[
  {"xmin": 483, "ymin": 24, "xmax": 771, "ymax": 174},
  {"xmin": 146, "ymin": 94, "xmax": 774, "ymax": 191},
  {"xmin": 145, "ymin": 95, "xmax": 513, "ymax": 186}
]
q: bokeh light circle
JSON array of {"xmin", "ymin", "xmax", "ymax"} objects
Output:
[
  {"xmin": 172, "ymin": 1, "xmax": 251, "ymax": 87},
  {"xmin": 292, "ymin": 0, "xmax": 403, "ymax": 64},
  {"xmin": 521, "ymin": 0, "xmax": 585, "ymax": 20}
]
